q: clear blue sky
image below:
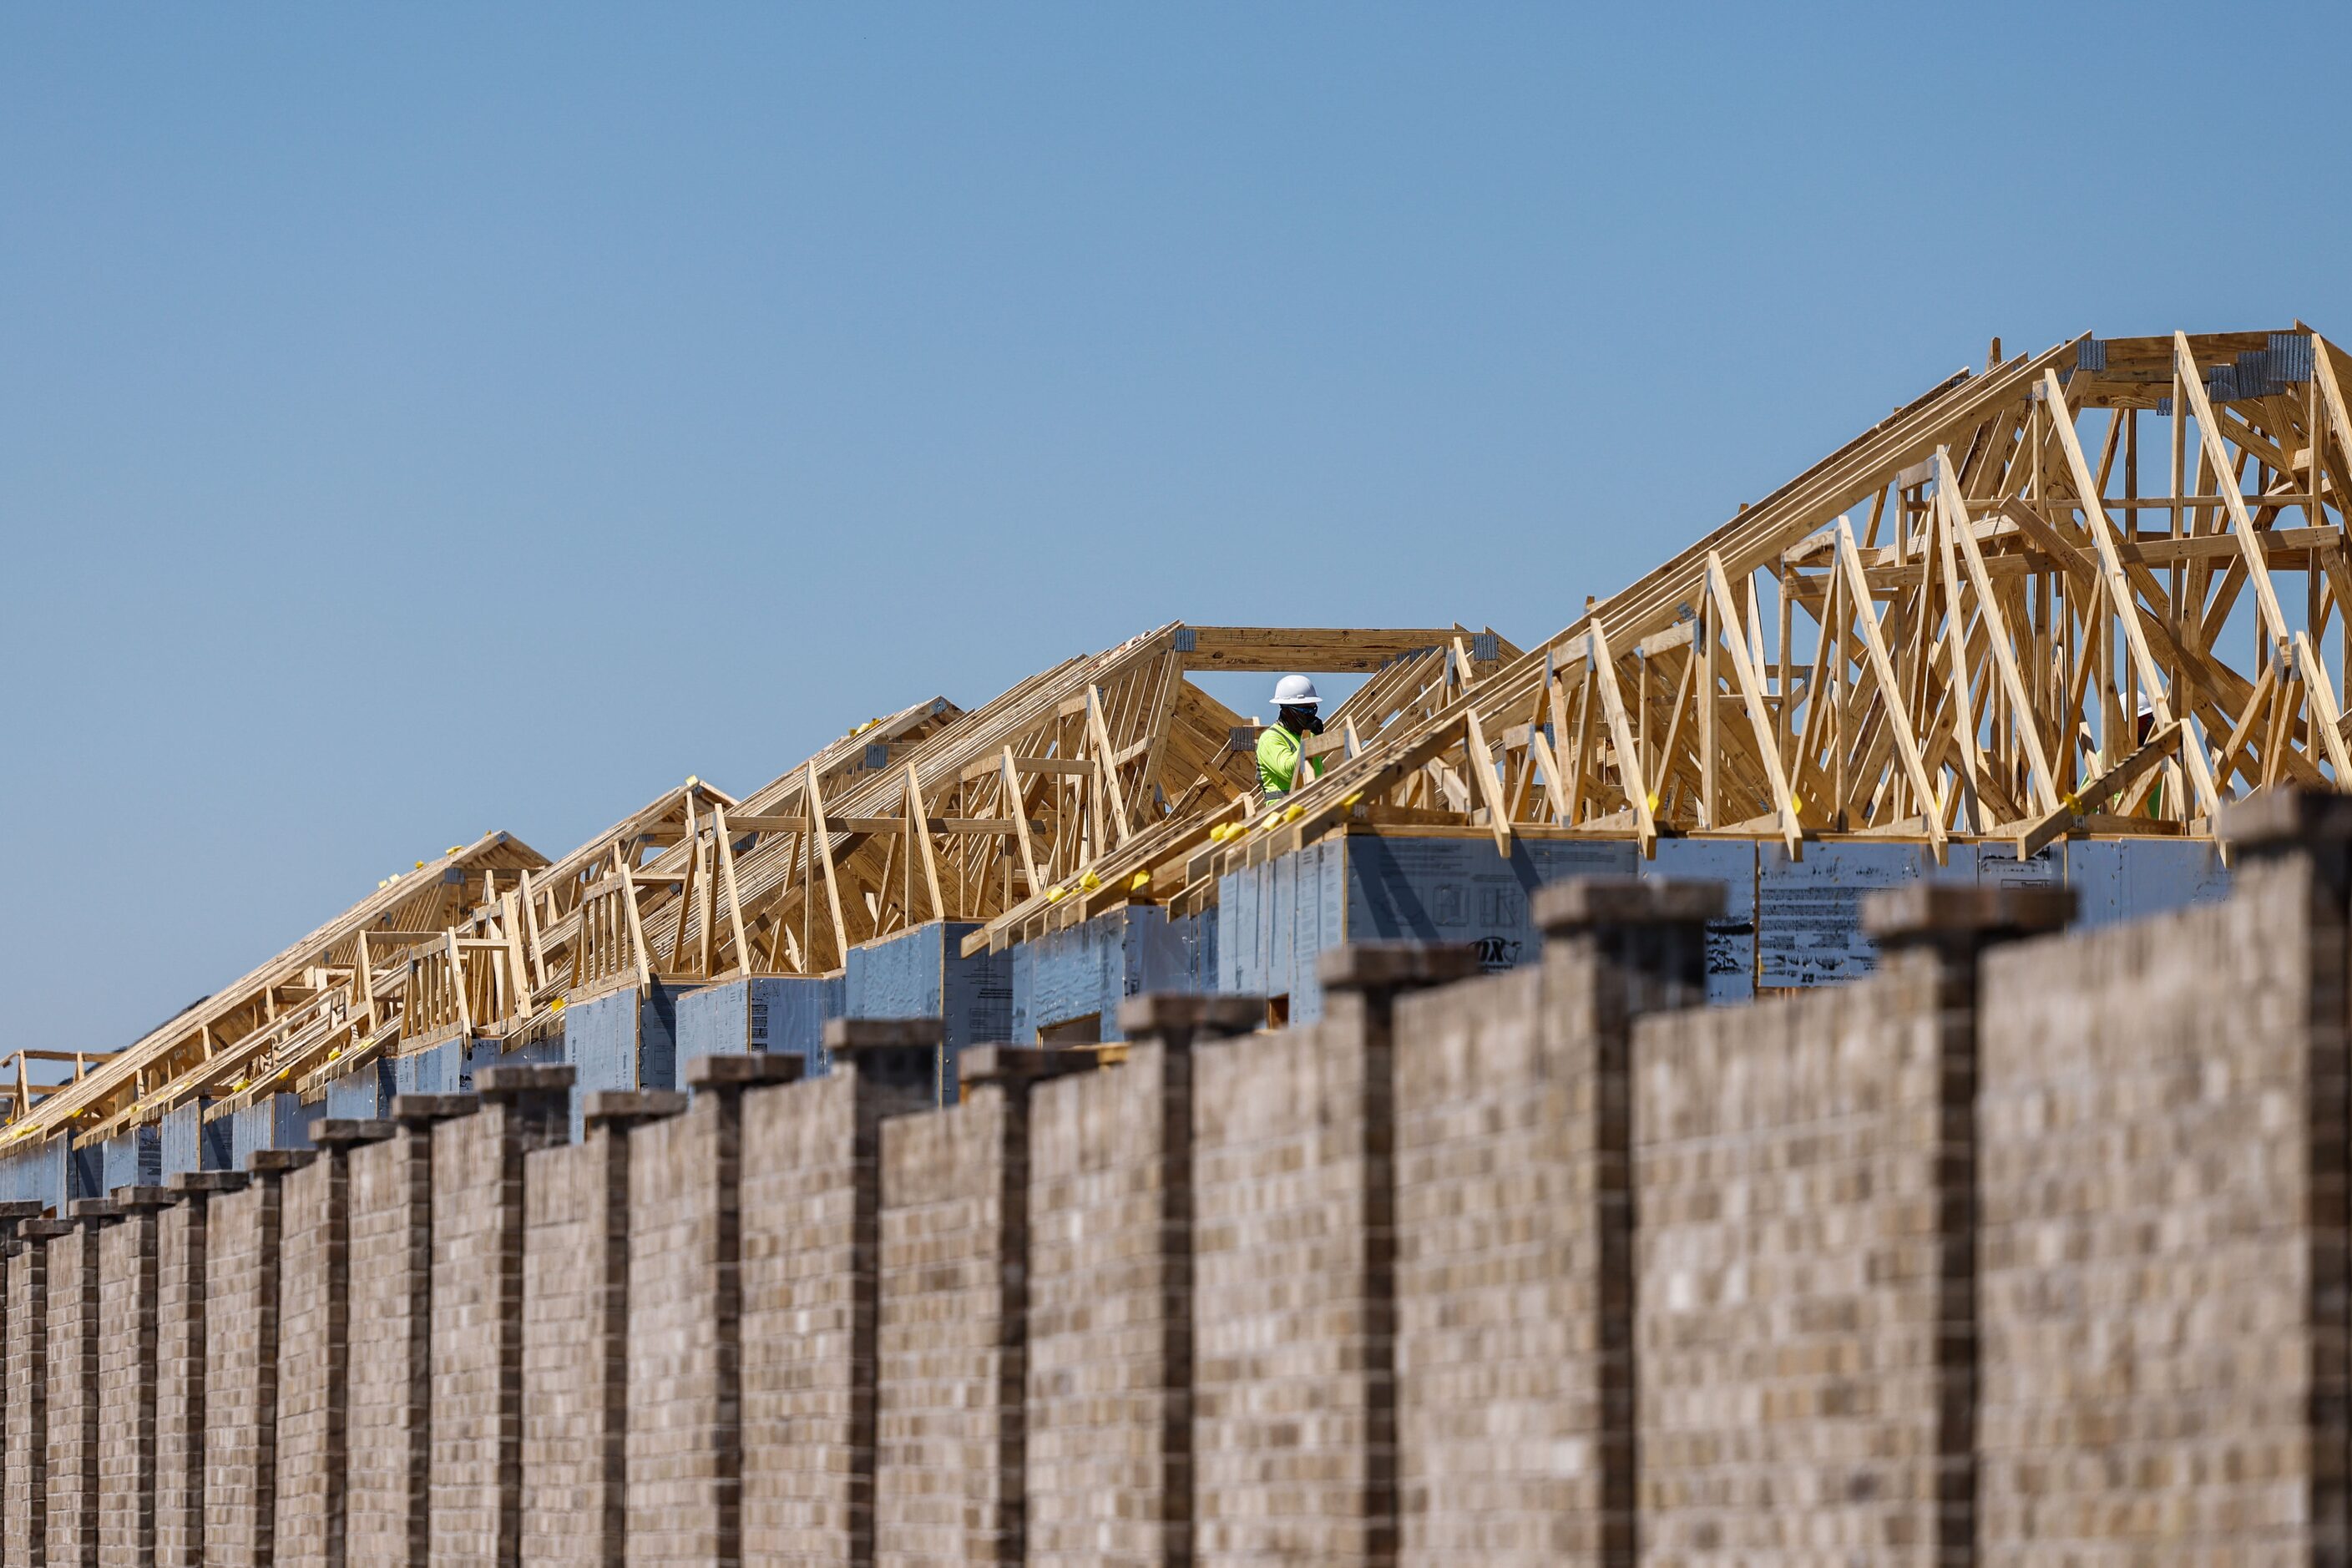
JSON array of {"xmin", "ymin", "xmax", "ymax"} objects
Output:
[{"xmin": 4, "ymin": 4, "xmax": 2347, "ymax": 1054}]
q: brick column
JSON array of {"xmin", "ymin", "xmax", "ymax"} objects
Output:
[
  {"xmin": 273, "ymin": 1143, "xmax": 341, "ymax": 1568},
  {"xmin": 2224, "ymin": 793, "xmax": 2352, "ymax": 1564},
  {"xmin": 1532, "ymin": 878, "xmax": 1717, "ymax": 1567},
  {"xmin": 740, "ymin": 1017, "xmax": 938, "ymax": 1568},
  {"xmin": 271, "ymin": 1119, "xmax": 392, "ymax": 1568},
  {"xmin": 521, "ymin": 1089, "xmax": 682, "ymax": 1568},
  {"xmin": 0, "ymin": 1205, "xmax": 38, "ymax": 1566},
  {"xmin": 42, "ymin": 1203, "xmax": 108, "ymax": 1568},
  {"xmin": 1024, "ymin": 993, "xmax": 1259, "ymax": 1568},
  {"xmin": 875, "ymin": 1044, "xmax": 1100, "ymax": 1565},
  {"xmin": 430, "ymin": 1067, "xmax": 571, "ymax": 1568},
  {"xmin": 1862, "ymin": 881, "xmax": 2076, "ymax": 1568},
  {"xmin": 0, "ymin": 1212, "xmax": 38, "ymax": 1560},
  {"xmin": 1328, "ymin": 943, "xmax": 1480, "ymax": 1568},
  {"xmin": 94, "ymin": 1187, "xmax": 166, "ymax": 1568},
  {"xmin": 1975, "ymin": 789, "xmax": 2352, "ymax": 1560},
  {"xmin": 346, "ymin": 1094, "xmax": 468, "ymax": 1568},
  {"xmin": 205, "ymin": 1149, "xmax": 306, "ymax": 1568},
  {"xmin": 1192, "ymin": 942, "xmax": 1476, "ymax": 1566},
  {"xmin": 625, "ymin": 1053, "xmax": 799, "ymax": 1567},
  {"xmin": 157, "ymin": 1173, "xmax": 242, "ymax": 1568},
  {"xmin": 9, "ymin": 1217, "xmax": 66, "ymax": 1568}
]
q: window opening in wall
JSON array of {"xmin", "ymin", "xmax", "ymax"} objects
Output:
[{"xmin": 1039, "ymin": 1012, "xmax": 1102, "ymax": 1045}]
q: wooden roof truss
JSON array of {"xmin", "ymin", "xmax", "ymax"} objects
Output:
[
  {"xmin": 33, "ymin": 324, "xmax": 2334, "ymax": 1148},
  {"xmin": 592, "ymin": 624, "xmax": 1497, "ymax": 979},
  {"xmin": 1166, "ymin": 327, "xmax": 2352, "ymax": 903}
]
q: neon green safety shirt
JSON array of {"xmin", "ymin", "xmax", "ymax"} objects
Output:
[{"xmin": 1257, "ymin": 722, "xmax": 1324, "ymax": 797}]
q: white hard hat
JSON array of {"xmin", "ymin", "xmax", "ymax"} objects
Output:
[
  {"xmin": 1271, "ymin": 674, "xmax": 1322, "ymax": 709},
  {"xmin": 2137, "ymin": 694, "xmax": 2158, "ymax": 721}
]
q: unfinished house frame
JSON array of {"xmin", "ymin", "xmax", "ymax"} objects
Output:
[
  {"xmin": 17, "ymin": 326, "xmax": 2341, "ymax": 1157},
  {"xmin": 587, "ymin": 624, "xmax": 1500, "ymax": 974},
  {"xmin": 1188, "ymin": 329, "xmax": 2352, "ymax": 878},
  {"xmin": 23, "ymin": 698, "xmax": 974, "ymax": 1149},
  {"xmin": 8, "ymin": 626, "xmax": 1495, "ymax": 1148},
  {"xmin": 10, "ymin": 832, "xmax": 551, "ymax": 1150}
]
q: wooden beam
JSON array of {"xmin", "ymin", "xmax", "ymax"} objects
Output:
[
  {"xmin": 2038, "ymin": 371, "xmax": 2223, "ymax": 819},
  {"xmin": 1176, "ymin": 626, "xmax": 1464, "ymax": 671},
  {"xmin": 1705, "ymin": 554, "xmax": 1803, "ymax": 859},
  {"xmin": 1460, "ymin": 706, "xmax": 1513, "ymax": 856},
  {"xmin": 711, "ymin": 805, "xmax": 753, "ymax": 975},
  {"xmin": 1001, "ymin": 749, "xmax": 1044, "ymax": 900},
  {"xmin": 2296, "ymin": 630, "xmax": 2352, "ymax": 782},
  {"xmin": 906, "ymin": 766, "xmax": 946, "ymax": 925},
  {"xmin": 1586, "ymin": 616, "xmax": 1657, "ymax": 857},
  {"xmin": 1940, "ymin": 450, "xmax": 2062, "ymax": 815},
  {"xmin": 1085, "ymin": 685, "xmax": 1133, "ymax": 846},
  {"xmin": 805, "ymin": 761, "xmax": 851, "ymax": 967},
  {"xmin": 1829, "ymin": 521, "xmax": 1946, "ymax": 859},
  {"xmin": 2174, "ymin": 331, "xmax": 2294, "ymax": 655}
]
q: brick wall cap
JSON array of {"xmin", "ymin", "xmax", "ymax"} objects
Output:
[
  {"xmin": 314, "ymin": 1117, "xmax": 398, "ymax": 1147},
  {"xmin": 389, "ymin": 1092, "xmax": 479, "ymax": 1127},
  {"xmin": 823, "ymin": 1016, "xmax": 944, "ymax": 1050},
  {"xmin": 960, "ymin": 1044, "xmax": 1105, "ymax": 1089},
  {"xmin": 247, "ymin": 1146, "xmax": 320, "ymax": 1176},
  {"xmin": 1862, "ymin": 883, "xmax": 2077, "ymax": 943},
  {"xmin": 166, "ymin": 1171, "xmax": 249, "ymax": 1195},
  {"xmin": 2220, "ymin": 786, "xmax": 2352, "ymax": 848},
  {"xmin": 685, "ymin": 1052, "xmax": 805, "ymax": 1092},
  {"xmin": 1535, "ymin": 875, "xmax": 1726, "ymax": 933},
  {"xmin": 112, "ymin": 1185, "xmax": 174, "ymax": 1210},
  {"xmin": 583, "ymin": 1089, "xmax": 687, "ymax": 1129},
  {"xmin": 476, "ymin": 1062, "xmax": 578, "ymax": 1100},
  {"xmin": 19, "ymin": 1217, "xmax": 72, "ymax": 1239},
  {"xmin": 0, "ymin": 1200, "xmax": 45, "ymax": 1221},
  {"xmin": 1116, "ymin": 992, "xmax": 1265, "ymax": 1039},
  {"xmin": 1318, "ymin": 940, "xmax": 1483, "ymax": 994},
  {"xmin": 68, "ymin": 1197, "xmax": 123, "ymax": 1222}
]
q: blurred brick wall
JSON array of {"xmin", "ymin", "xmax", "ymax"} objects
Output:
[
  {"xmin": 1977, "ymin": 855, "xmax": 2344, "ymax": 1562},
  {"xmin": 2, "ymin": 842, "xmax": 2344, "ymax": 1565}
]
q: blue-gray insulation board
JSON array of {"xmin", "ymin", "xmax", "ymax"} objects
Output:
[
  {"xmin": 675, "ymin": 976, "xmax": 840, "ymax": 1078},
  {"xmin": 100, "ymin": 1126, "xmax": 161, "ymax": 1194},
  {"xmin": 470, "ymin": 1033, "xmax": 565, "ymax": 1077},
  {"xmin": 845, "ymin": 922, "xmax": 1012, "ymax": 1102},
  {"xmin": 1212, "ymin": 831, "xmax": 2232, "ymax": 1005},
  {"xmin": 1217, "ymin": 838, "xmax": 1347, "ymax": 1022},
  {"xmin": 394, "ymin": 1038, "xmax": 471, "ymax": 1095},
  {"xmin": 1642, "ymin": 838, "xmax": 1761, "ymax": 1003},
  {"xmin": 1011, "ymin": 905, "xmax": 1215, "ymax": 1043},
  {"xmin": 161, "ymin": 1100, "xmax": 230, "ymax": 1181},
  {"xmin": 2066, "ymin": 838, "xmax": 2233, "ymax": 928},
  {"xmin": 0, "ymin": 1138, "xmax": 73, "ymax": 1213},
  {"xmin": 230, "ymin": 1093, "xmax": 317, "ymax": 1171},
  {"xmin": 563, "ymin": 984, "xmax": 680, "ymax": 1140},
  {"xmin": 1755, "ymin": 842, "xmax": 1977, "ymax": 988},
  {"xmin": 1220, "ymin": 836, "xmax": 1637, "ymax": 1022},
  {"xmin": 1748, "ymin": 837, "xmax": 2230, "ymax": 988},
  {"xmin": 323, "ymin": 1060, "xmax": 397, "ymax": 1120}
]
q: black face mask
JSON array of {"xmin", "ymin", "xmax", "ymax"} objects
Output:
[{"xmin": 1280, "ymin": 706, "xmax": 1324, "ymax": 736}]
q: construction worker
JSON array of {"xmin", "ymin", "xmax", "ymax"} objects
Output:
[
  {"xmin": 2102, "ymin": 695, "xmax": 2165, "ymax": 818},
  {"xmin": 1258, "ymin": 675, "xmax": 1327, "ymax": 800},
  {"xmin": 2132, "ymin": 695, "xmax": 2165, "ymax": 819}
]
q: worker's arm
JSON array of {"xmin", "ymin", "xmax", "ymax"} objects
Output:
[{"xmin": 1256, "ymin": 727, "xmax": 1294, "ymax": 797}]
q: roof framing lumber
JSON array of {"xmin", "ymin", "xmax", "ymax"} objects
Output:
[
  {"xmin": 1175, "ymin": 326, "xmax": 2351, "ymax": 898},
  {"xmin": 22, "ymin": 327, "xmax": 2352, "ymax": 1156}
]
